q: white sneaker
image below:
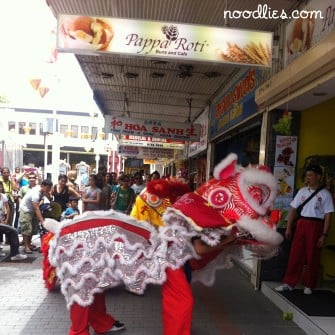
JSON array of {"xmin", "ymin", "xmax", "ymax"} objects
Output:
[
  {"xmin": 275, "ymin": 284, "xmax": 293, "ymax": 292},
  {"xmin": 304, "ymin": 287, "xmax": 312, "ymax": 295},
  {"xmin": 0, "ymin": 251, "xmax": 6, "ymax": 257},
  {"xmin": 10, "ymin": 253, "xmax": 28, "ymax": 261}
]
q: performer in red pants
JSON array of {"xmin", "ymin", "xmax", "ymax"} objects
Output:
[
  {"xmin": 69, "ymin": 292, "xmax": 124, "ymax": 335},
  {"xmin": 162, "ymin": 268, "xmax": 194, "ymax": 335}
]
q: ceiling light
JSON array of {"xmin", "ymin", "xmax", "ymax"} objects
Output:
[
  {"xmin": 313, "ymin": 92, "xmax": 328, "ymax": 97},
  {"xmin": 177, "ymin": 72, "xmax": 192, "ymax": 79},
  {"xmin": 124, "ymin": 72, "xmax": 139, "ymax": 79},
  {"xmin": 101, "ymin": 72, "xmax": 113, "ymax": 79},
  {"xmin": 151, "ymin": 72, "xmax": 165, "ymax": 78},
  {"xmin": 151, "ymin": 60, "xmax": 168, "ymax": 65},
  {"xmin": 204, "ymin": 71, "xmax": 221, "ymax": 78},
  {"xmin": 177, "ymin": 64, "xmax": 193, "ymax": 79}
]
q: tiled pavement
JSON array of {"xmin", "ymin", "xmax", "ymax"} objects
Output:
[{"xmin": 0, "ymin": 236, "xmax": 306, "ymax": 335}]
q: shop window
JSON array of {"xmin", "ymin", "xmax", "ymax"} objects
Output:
[
  {"xmin": 81, "ymin": 126, "xmax": 91, "ymax": 139},
  {"xmin": 71, "ymin": 125, "xmax": 78, "ymax": 138},
  {"xmin": 60, "ymin": 124, "xmax": 68, "ymax": 135},
  {"xmin": 29, "ymin": 122, "xmax": 36, "ymax": 135},
  {"xmin": 18, "ymin": 122, "xmax": 25, "ymax": 134},
  {"xmin": 8, "ymin": 121, "xmax": 16, "ymax": 133},
  {"xmin": 92, "ymin": 127, "xmax": 98, "ymax": 140}
]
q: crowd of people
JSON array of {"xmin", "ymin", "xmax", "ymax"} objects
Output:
[{"xmin": 0, "ymin": 165, "xmax": 163, "ymax": 260}]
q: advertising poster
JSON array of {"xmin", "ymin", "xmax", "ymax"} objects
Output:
[
  {"xmin": 57, "ymin": 15, "xmax": 272, "ymax": 67},
  {"xmin": 284, "ymin": 0, "xmax": 335, "ymax": 65},
  {"xmin": 273, "ymin": 136, "xmax": 298, "ymax": 217}
]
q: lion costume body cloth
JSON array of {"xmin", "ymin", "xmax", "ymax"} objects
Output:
[{"xmin": 45, "ymin": 153, "xmax": 283, "ymax": 310}]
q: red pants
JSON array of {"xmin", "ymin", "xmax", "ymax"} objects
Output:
[
  {"xmin": 283, "ymin": 217, "xmax": 324, "ymax": 289},
  {"xmin": 162, "ymin": 267, "xmax": 194, "ymax": 335},
  {"xmin": 69, "ymin": 292, "xmax": 115, "ymax": 335}
]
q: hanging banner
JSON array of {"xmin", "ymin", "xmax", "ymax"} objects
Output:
[
  {"xmin": 118, "ymin": 145, "xmax": 174, "ymax": 159},
  {"xmin": 105, "ymin": 116, "xmax": 200, "ymax": 141},
  {"xmin": 57, "ymin": 14, "xmax": 272, "ymax": 67},
  {"xmin": 119, "ymin": 135, "xmax": 185, "ymax": 150}
]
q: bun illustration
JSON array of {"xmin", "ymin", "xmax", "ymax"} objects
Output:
[
  {"xmin": 287, "ymin": 17, "xmax": 315, "ymax": 55},
  {"xmin": 61, "ymin": 16, "xmax": 114, "ymax": 51}
]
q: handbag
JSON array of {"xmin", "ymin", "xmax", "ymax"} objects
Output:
[{"xmin": 296, "ymin": 186, "xmax": 323, "ymax": 219}]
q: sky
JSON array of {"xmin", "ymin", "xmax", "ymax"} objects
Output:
[{"xmin": 0, "ymin": 0, "xmax": 100, "ymax": 114}]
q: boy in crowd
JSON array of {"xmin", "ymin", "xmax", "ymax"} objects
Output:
[{"xmin": 63, "ymin": 196, "xmax": 80, "ymax": 220}]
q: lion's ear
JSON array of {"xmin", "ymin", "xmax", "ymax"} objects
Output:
[
  {"xmin": 43, "ymin": 218, "xmax": 63, "ymax": 235},
  {"xmin": 213, "ymin": 153, "xmax": 238, "ymax": 180}
]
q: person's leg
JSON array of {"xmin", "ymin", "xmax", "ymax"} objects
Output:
[
  {"xmin": 68, "ymin": 303, "xmax": 91, "ymax": 335},
  {"xmin": 2, "ymin": 224, "xmax": 20, "ymax": 256},
  {"xmin": 14, "ymin": 198, "xmax": 20, "ymax": 229},
  {"xmin": 303, "ymin": 220, "xmax": 323, "ymax": 289},
  {"xmin": 88, "ymin": 292, "xmax": 115, "ymax": 333},
  {"xmin": 162, "ymin": 267, "xmax": 194, "ymax": 335},
  {"xmin": 7, "ymin": 201, "xmax": 15, "ymax": 227},
  {"xmin": 282, "ymin": 221, "xmax": 306, "ymax": 288},
  {"xmin": 0, "ymin": 223, "xmax": 20, "ymax": 256},
  {"xmin": 20, "ymin": 211, "xmax": 33, "ymax": 253}
]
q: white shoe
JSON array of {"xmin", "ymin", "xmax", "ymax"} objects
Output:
[
  {"xmin": 275, "ymin": 284, "xmax": 293, "ymax": 292},
  {"xmin": 304, "ymin": 287, "xmax": 312, "ymax": 295},
  {"xmin": 10, "ymin": 253, "xmax": 28, "ymax": 261},
  {"xmin": 0, "ymin": 251, "xmax": 6, "ymax": 257}
]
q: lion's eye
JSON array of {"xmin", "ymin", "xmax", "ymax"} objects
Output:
[
  {"xmin": 248, "ymin": 184, "xmax": 270, "ymax": 205},
  {"xmin": 208, "ymin": 187, "xmax": 231, "ymax": 208},
  {"xmin": 146, "ymin": 194, "xmax": 162, "ymax": 207}
]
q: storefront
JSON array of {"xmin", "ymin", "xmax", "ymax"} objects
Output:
[{"xmin": 256, "ymin": 0, "xmax": 335, "ymax": 286}]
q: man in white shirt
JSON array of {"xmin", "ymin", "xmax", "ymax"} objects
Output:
[
  {"xmin": 20, "ymin": 179, "xmax": 53, "ymax": 254},
  {"xmin": 275, "ymin": 164, "xmax": 334, "ymax": 294},
  {"xmin": 131, "ymin": 173, "xmax": 145, "ymax": 195}
]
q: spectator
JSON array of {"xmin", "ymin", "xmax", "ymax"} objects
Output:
[
  {"xmin": 82, "ymin": 174, "xmax": 102, "ymax": 212},
  {"xmin": 63, "ymin": 196, "xmax": 80, "ymax": 220},
  {"xmin": 111, "ymin": 174, "xmax": 135, "ymax": 214},
  {"xmin": 106, "ymin": 172, "xmax": 119, "ymax": 193},
  {"xmin": 52, "ymin": 174, "xmax": 81, "ymax": 212},
  {"xmin": 275, "ymin": 164, "xmax": 334, "ymax": 295},
  {"xmin": 67, "ymin": 170, "xmax": 80, "ymax": 192},
  {"xmin": 12, "ymin": 167, "xmax": 29, "ymax": 229},
  {"xmin": 0, "ymin": 167, "xmax": 18, "ymax": 228},
  {"xmin": 16, "ymin": 172, "xmax": 38, "ymax": 233},
  {"xmin": 0, "ymin": 224, "xmax": 27, "ymax": 260},
  {"xmin": 131, "ymin": 172, "xmax": 145, "ymax": 195},
  {"xmin": 19, "ymin": 179, "xmax": 53, "ymax": 254},
  {"xmin": 99, "ymin": 173, "xmax": 112, "ymax": 210},
  {"xmin": 150, "ymin": 170, "xmax": 160, "ymax": 180},
  {"xmin": 0, "ymin": 181, "xmax": 11, "ymax": 245}
]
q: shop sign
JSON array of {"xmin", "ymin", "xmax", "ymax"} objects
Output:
[
  {"xmin": 105, "ymin": 116, "xmax": 200, "ymax": 141},
  {"xmin": 118, "ymin": 134, "xmax": 185, "ymax": 150},
  {"xmin": 57, "ymin": 14, "xmax": 272, "ymax": 67},
  {"xmin": 118, "ymin": 145, "xmax": 174, "ymax": 159},
  {"xmin": 143, "ymin": 159, "xmax": 157, "ymax": 164},
  {"xmin": 188, "ymin": 108, "xmax": 208, "ymax": 157},
  {"xmin": 284, "ymin": 0, "xmax": 335, "ymax": 65},
  {"xmin": 209, "ymin": 69, "xmax": 260, "ymax": 140}
]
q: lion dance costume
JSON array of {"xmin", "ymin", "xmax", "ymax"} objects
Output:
[{"xmin": 44, "ymin": 153, "xmax": 283, "ymax": 335}]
